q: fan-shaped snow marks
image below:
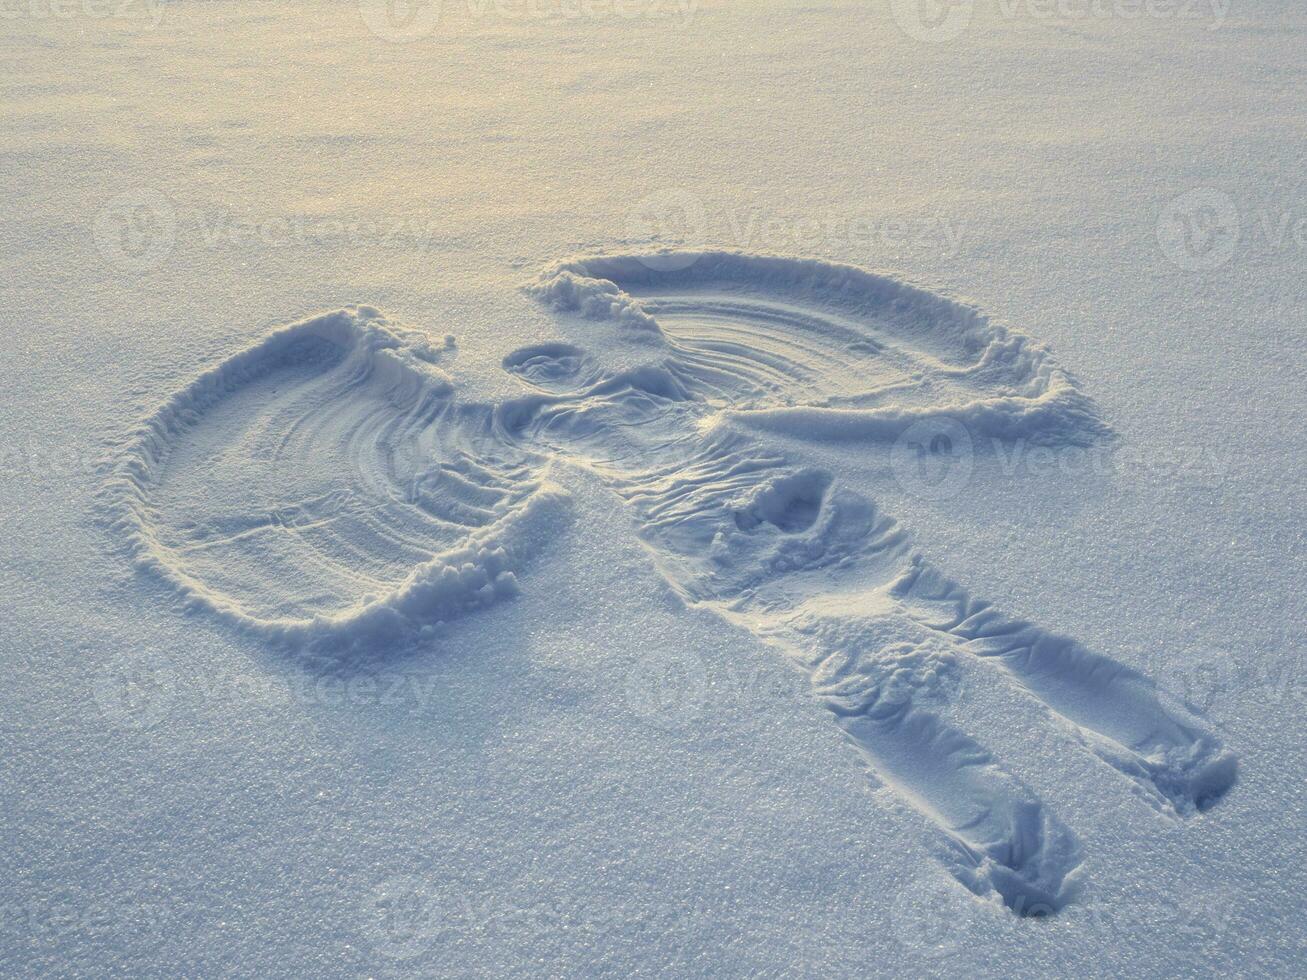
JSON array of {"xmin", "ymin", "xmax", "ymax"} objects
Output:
[
  {"xmin": 501, "ymin": 343, "xmax": 601, "ymax": 393},
  {"xmin": 500, "ymin": 367, "xmax": 709, "ymax": 481},
  {"xmin": 650, "ymin": 299, "xmax": 923, "ymax": 410},
  {"xmin": 526, "ymin": 250, "xmax": 1111, "ymax": 446},
  {"xmin": 104, "ymin": 307, "xmax": 566, "ymax": 650},
  {"xmin": 889, "ymin": 561, "xmax": 1238, "ymax": 817}
]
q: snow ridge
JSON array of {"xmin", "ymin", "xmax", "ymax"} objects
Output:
[{"xmin": 101, "ymin": 306, "xmax": 567, "ymax": 653}]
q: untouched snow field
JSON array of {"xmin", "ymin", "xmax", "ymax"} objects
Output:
[{"xmin": 2, "ymin": 1, "xmax": 1304, "ymax": 976}]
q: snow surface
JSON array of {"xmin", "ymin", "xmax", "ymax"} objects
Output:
[{"xmin": 2, "ymin": 1, "xmax": 1305, "ymax": 976}]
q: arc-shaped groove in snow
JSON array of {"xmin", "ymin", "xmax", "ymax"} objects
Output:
[
  {"xmin": 101, "ymin": 306, "xmax": 567, "ymax": 653},
  {"xmin": 525, "ymin": 249, "xmax": 1112, "ymax": 445}
]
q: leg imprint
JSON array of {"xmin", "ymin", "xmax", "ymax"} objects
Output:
[{"xmin": 515, "ymin": 250, "xmax": 1238, "ymax": 910}]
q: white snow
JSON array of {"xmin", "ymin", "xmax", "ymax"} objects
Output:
[{"xmin": 2, "ymin": 1, "xmax": 1304, "ymax": 976}]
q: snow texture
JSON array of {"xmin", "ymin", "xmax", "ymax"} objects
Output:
[{"xmin": 2, "ymin": 2, "xmax": 1303, "ymax": 976}]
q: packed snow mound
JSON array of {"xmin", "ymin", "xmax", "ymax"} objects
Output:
[
  {"xmin": 101, "ymin": 307, "xmax": 568, "ymax": 653},
  {"xmin": 526, "ymin": 250, "xmax": 1111, "ymax": 446}
]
